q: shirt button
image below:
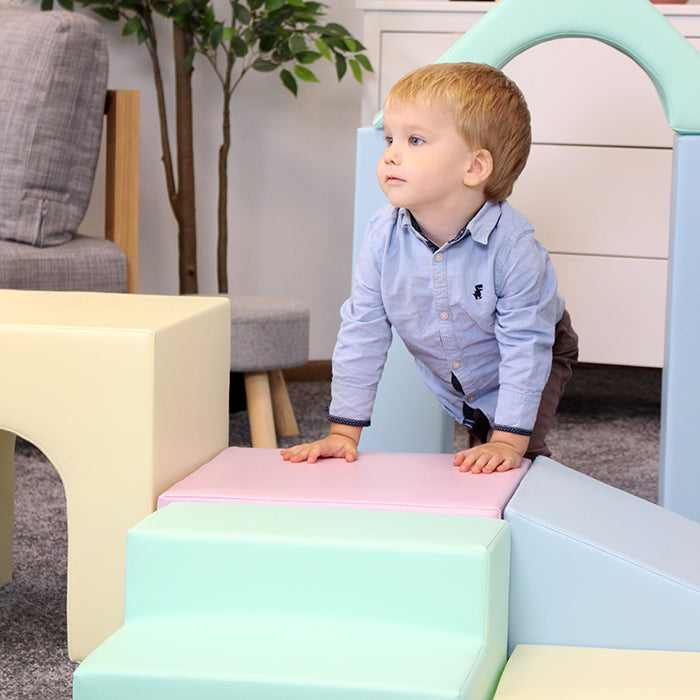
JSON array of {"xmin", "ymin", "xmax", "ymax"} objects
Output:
[
  {"xmin": 440, "ymin": 311, "xmax": 449, "ymax": 321},
  {"xmin": 434, "ymin": 253, "xmax": 443, "ymax": 262},
  {"xmin": 452, "ymin": 361, "xmax": 461, "ymax": 370},
  {"xmin": 467, "ymin": 395, "xmax": 476, "ymax": 403}
]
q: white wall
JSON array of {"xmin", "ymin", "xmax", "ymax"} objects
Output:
[{"xmin": 40, "ymin": 0, "xmax": 366, "ymax": 360}]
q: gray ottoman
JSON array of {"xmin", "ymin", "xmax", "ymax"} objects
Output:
[{"xmin": 229, "ymin": 295, "xmax": 310, "ymax": 448}]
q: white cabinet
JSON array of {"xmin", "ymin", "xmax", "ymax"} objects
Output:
[{"xmin": 357, "ymin": 1, "xmax": 700, "ymax": 366}]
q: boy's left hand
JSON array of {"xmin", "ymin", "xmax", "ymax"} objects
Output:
[{"xmin": 453, "ymin": 431, "xmax": 528, "ymax": 474}]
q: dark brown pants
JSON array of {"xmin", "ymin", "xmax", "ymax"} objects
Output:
[{"xmin": 468, "ymin": 309, "xmax": 579, "ymax": 460}]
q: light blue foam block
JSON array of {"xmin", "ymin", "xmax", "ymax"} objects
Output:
[
  {"xmin": 659, "ymin": 134, "xmax": 700, "ymax": 522},
  {"xmin": 74, "ymin": 502, "xmax": 510, "ymax": 699},
  {"xmin": 504, "ymin": 458, "xmax": 700, "ymax": 654},
  {"xmin": 352, "ymin": 127, "xmax": 454, "ymax": 454}
]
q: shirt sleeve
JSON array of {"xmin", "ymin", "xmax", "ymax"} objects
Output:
[
  {"xmin": 328, "ymin": 213, "xmax": 394, "ymax": 426},
  {"xmin": 492, "ymin": 232, "xmax": 560, "ymax": 433}
]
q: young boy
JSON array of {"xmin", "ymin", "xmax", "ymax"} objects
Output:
[{"xmin": 281, "ymin": 62, "xmax": 578, "ymax": 473}]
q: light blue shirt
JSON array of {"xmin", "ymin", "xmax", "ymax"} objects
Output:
[{"xmin": 329, "ymin": 200, "xmax": 565, "ymax": 434}]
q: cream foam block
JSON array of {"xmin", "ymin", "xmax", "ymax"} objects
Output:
[
  {"xmin": 0, "ymin": 290, "xmax": 230, "ymax": 660},
  {"xmin": 493, "ymin": 645, "xmax": 700, "ymax": 699}
]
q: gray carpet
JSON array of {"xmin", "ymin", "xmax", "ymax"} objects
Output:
[{"xmin": 0, "ymin": 365, "xmax": 661, "ymax": 698}]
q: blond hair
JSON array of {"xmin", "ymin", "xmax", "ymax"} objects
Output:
[{"xmin": 385, "ymin": 62, "xmax": 531, "ymax": 202}]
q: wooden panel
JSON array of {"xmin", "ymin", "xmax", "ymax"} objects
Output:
[
  {"xmin": 550, "ymin": 254, "xmax": 667, "ymax": 367},
  {"xmin": 105, "ymin": 90, "xmax": 140, "ymax": 293},
  {"xmin": 510, "ymin": 144, "xmax": 673, "ymax": 259}
]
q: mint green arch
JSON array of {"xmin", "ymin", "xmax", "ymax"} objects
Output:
[{"xmin": 375, "ymin": 0, "xmax": 700, "ymax": 134}]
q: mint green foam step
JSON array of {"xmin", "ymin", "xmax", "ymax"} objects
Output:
[{"xmin": 74, "ymin": 502, "xmax": 510, "ymax": 700}]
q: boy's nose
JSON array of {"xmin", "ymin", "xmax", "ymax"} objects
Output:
[{"xmin": 384, "ymin": 147, "xmax": 400, "ymax": 164}]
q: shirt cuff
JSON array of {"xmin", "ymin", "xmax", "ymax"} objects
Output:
[
  {"xmin": 494, "ymin": 386, "xmax": 541, "ymax": 434},
  {"xmin": 329, "ymin": 381, "xmax": 376, "ymax": 429},
  {"xmin": 492, "ymin": 424, "xmax": 532, "ymax": 437},
  {"xmin": 326, "ymin": 407, "xmax": 371, "ymax": 428}
]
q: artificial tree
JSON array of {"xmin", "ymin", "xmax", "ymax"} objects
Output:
[{"xmin": 42, "ymin": 0, "xmax": 371, "ymax": 293}]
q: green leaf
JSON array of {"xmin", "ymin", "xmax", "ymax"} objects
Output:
[
  {"xmin": 171, "ymin": 4, "xmax": 192, "ymax": 19},
  {"xmin": 122, "ymin": 16, "xmax": 142, "ymax": 36},
  {"xmin": 222, "ymin": 26, "xmax": 237, "ymax": 41},
  {"xmin": 355, "ymin": 53, "xmax": 373, "ymax": 73},
  {"xmin": 320, "ymin": 35, "xmax": 343, "ymax": 51},
  {"xmin": 93, "ymin": 6, "xmax": 120, "ymax": 21},
  {"xmin": 324, "ymin": 22, "xmax": 350, "ymax": 36},
  {"xmin": 233, "ymin": 2, "xmax": 252, "ymax": 24},
  {"xmin": 210, "ymin": 23, "xmax": 223, "ymax": 49},
  {"xmin": 276, "ymin": 40, "xmax": 293, "ymax": 62},
  {"xmin": 334, "ymin": 52, "xmax": 346, "ymax": 81},
  {"xmin": 343, "ymin": 37, "xmax": 357, "ymax": 52},
  {"xmin": 297, "ymin": 50, "xmax": 321, "ymax": 65},
  {"xmin": 57, "ymin": 0, "xmax": 73, "ymax": 10},
  {"xmin": 265, "ymin": 0, "xmax": 285, "ymax": 11},
  {"xmin": 290, "ymin": 34, "xmax": 307, "ymax": 55},
  {"xmin": 230, "ymin": 35, "xmax": 249, "ymax": 57},
  {"xmin": 203, "ymin": 5, "xmax": 215, "ymax": 31},
  {"xmin": 259, "ymin": 34, "xmax": 277, "ymax": 52},
  {"xmin": 280, "ymin": 68, "xmax": 298, "ymax": 96},
  {"xmin": 40, "ymin": 0, "xmax": 54, "ymax": 10},
  {"xmin": 249, "ymin": 0, "xmax": 265, "ymax": 9},
  {"xmin": 293, "ymin": 64, "xmax": 319, "ymax": 83},
  {"xmin": 349, "ymin": 58, "xmax": 362, "ymax": 83},
  {"xmin": 253, "ymin": 58, "xmax": 279, "ymax": 72},
  {"xmin": 183, "ymin": 46, "xmax": 196, "ymax": 72},
  {"xmin": 314, "ymin": 38, "xmax": 331, "ymax": 61}
]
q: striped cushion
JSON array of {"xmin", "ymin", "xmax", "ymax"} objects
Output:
[{"xmin": 0, "ymin": 8, "xmax": 108, "ymax": 247}]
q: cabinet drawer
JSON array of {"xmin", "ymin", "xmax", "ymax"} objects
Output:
[
  {"xmin": 378, "ymin": 33, "xmax": 675, "ymax": 147},
  {"xmin": 504, "ymin": 38, "xmax": 675, "ymax": 147},
  {"xmin": 550, "ymin": 254, "xmax": 667, "ymax": 367},
  {"xmin": 510, "ymin": 144, "xmax": 672, "ymax": 259}
]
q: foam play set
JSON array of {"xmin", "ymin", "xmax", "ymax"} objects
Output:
[{"xmin": 1, "ymin": 0, "xmax": 700, "ymax": 697}]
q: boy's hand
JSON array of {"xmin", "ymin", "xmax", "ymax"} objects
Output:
[
  {"xmin": 453, "ymin": 431, "xmax": 528, "ymax": 474},
  {"xmin": 280, "ymin": 426, "xmax": 361, "ymax": 464}
]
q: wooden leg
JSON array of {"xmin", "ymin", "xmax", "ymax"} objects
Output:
[
  {"xmin": 0, "ymin": 430, "xmax": 16, "ymax": 587},
  {"xmin": 269, "ymin": 369, "xmax": 299, "ymax": 437},
  {"xmin": 243, "ymin": 372, "xmax": 277, "ymax": 448}
]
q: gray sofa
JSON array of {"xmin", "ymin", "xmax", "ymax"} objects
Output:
[{"xmin": 0, "ymin": 6, "xmax": 138, "ymax": 292}]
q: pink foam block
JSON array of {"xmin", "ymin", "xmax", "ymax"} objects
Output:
[{"xmin": 158, "ymin": 447, "xmax": 530, "ymax": 518}]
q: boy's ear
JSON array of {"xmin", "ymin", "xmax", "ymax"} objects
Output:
[{"xmin": 463, "ymin": 149, "xmax": 493, "ymax": 188}]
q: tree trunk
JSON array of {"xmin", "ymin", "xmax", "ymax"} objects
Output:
[
  {"xmin": 217, "ymin": 94, "xmax": 231, "ymax": 293},
  {"xmin": 173, "ymin": 24, "xmax": 198, "ymax": 294}
]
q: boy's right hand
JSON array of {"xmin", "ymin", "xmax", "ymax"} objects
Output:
[{"xmin": 280, "ymin": 433, "xmax": 359, "ymax": 464}]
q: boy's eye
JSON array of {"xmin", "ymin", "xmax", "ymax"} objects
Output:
[
  {"xmin": 410, "ymin": 136, "xmax": 424, "ymax": 146},
  {"xmin": 384, "ymin": 135, "xmax": 393, "ymax": 146}
]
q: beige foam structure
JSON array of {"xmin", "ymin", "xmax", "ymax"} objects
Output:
[
  {"xmin": 493, "ymin": 645, "xmax": 700, "ymax": 699},
  {"xmin": 0, "ymin": 290, "xmax": 230, "ymax": 661}
]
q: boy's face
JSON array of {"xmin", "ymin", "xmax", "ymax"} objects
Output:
[{"xmin": 377, "ymin": 99, "xmax": 485, "ymax": 228}]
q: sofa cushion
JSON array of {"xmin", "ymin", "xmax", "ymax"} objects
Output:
[
  {"xmin": 0, "ymin": 236, "xmax": 126, "ymax": 292},
  {"xmin": 0, "ymin": 8, "xmax": 108, "ymax": 247}
]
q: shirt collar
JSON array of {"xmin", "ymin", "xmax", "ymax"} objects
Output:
[
  {"xmin": 397, "ymin": 200, "xmax": 502, "ymax": 249},
  {"xmin": 467, "ymin": 200, "xmax": 502, "ymax": 245}
]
